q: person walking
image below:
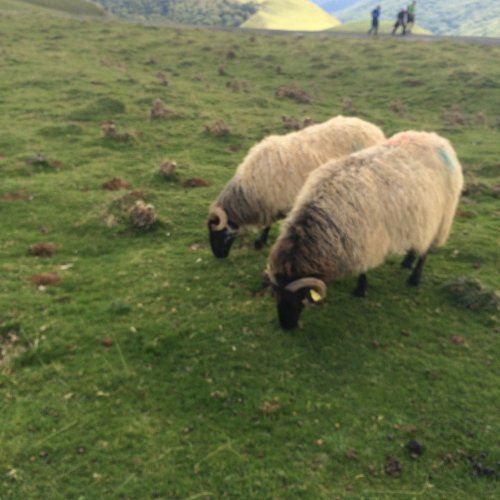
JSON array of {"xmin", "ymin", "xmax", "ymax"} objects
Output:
[
  {"xmin": 406, "ymin": 1, "xmax": 417, "ymax": 34},
  {"xmin": 368, "ymin": 5, "xmax": 381, "ymax": 36},
  {"xmin": 392, "ymin": 6, "xmax": 407, "ymax": 35}
]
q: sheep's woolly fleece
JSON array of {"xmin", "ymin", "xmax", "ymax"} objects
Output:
[
  {"xmin": 268, "ymin": 131, "xmax": 464, "ymax": 283},
  {"xmin": 211, "ymin": 116, "xmax": 385, "ymax": 229}
]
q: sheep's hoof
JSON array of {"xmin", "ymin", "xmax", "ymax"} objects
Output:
[
  {"xmin": 407, "ymin": 275, "xmax": 420, "ymax": 287},
  {"xmin": 254, "ymin": 240, "xmax": 264, "ymax": 250},
  {"xmin": 352, "ymin": 288, "xmax": 366, "ymax": 298}
]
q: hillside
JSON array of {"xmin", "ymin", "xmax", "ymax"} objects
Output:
[
  {"xmin": 242, "ymin": 0, "xmax": 339, "ymax": 30},
  {"xmin": 1, "ymin": 0, "xmax": 499, "ymax": 498},
  {"xmin": 18, "ymin": 0, "xmax": 104, "ymax": 16},
  {"xmin": 312, "ymin": 0, "xmax": 500, "ymax": 36},
  {"xmin": 93, "ymin": 0, "xmax": 339, "ymax": 30}
]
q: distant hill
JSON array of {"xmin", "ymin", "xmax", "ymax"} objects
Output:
[
  {"xmin": 19, "ymin": 0, "xmax": 104, "ymax": 16},
  {"xmin": 311, "ymin": 0, "xmax": 500, "ymax": 36},
  {"xmin": 241, "ymin": 0, "xmax": 340, "ymax": 31},
  {"xmin": 93, "ymin": 0, "xmax": 339, "ymax": 30}
]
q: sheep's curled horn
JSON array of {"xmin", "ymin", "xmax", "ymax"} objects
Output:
[
  {"xmin": 285, "ymin": 277, "xmax": 327, "ymax": 300},
  {"xmin": 209, "ymin": 206, "xmax": 228, "ymax": 231}
]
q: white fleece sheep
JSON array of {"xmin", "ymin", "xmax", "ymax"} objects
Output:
[
  {"xmin": 208, "ymin": 115, "xmax": 385, "ymax": 257},
  {"xmin": 267, "ymin": 131, "xmax": 464, "ymax": 329}
]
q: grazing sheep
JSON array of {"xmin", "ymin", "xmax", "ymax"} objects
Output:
[
  {"xmin": 208, "ymin": 116, "xmax": 385, "ymax": 258},
  {"xmin": 267, "ymin": 131, "xmax": 464, "ymax": 329}
]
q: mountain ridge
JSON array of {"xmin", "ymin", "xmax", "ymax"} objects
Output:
[{"xmin": 91, "ymin": 0, "xmax": 340, "ymax": 30}]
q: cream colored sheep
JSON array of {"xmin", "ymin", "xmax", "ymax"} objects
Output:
[
  {"xmin": 208, "ymin": 116, "xmax": 385, "ymax": 258},
  {"xmin": 267, "ymin": 131, "xmax": 464, "ymax": 329}
]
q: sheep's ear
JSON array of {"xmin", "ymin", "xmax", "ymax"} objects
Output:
[{"xmin": 306, "ymin": 289, "xmax": 324, "ymax": 304}]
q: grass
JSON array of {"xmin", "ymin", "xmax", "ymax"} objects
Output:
[{"xmin": 0, "ymin": 1, "xmax": 499, "ymax": 498}]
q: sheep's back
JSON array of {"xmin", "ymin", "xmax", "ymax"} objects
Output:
[{"xmin": 271, "ymin": 134, "xmax": 463, "ymax": 281}]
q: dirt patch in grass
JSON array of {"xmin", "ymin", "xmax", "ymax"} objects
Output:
[
  {"xmin": 276, "ymin": 85, "xmax": 312, "ymax": 104},
  {"xmin": 462, "ymin": 182, "xmax": 500, "ymax": 200},
  {"xmin": 444, "ymin": 277, "xmax": 500, "ymax": 312},
  {"xmin": 29, "ymin": 272, "xmax": 61, "ymax": 287},
  {"xmin": 29, "ymin": 243, "xmax": 57, "ymax": 257},
  {"xmin": 102, "ymin": 177, "xmax": 132, "ymax": 191},
  {"xmin": 182, "ymin": 177, "xmax": 209, "ymax": 188},
  {"xmin": 1, "ymin": 191, "xmax": 33, "ymax": 201},
  {"xmin": 385, "ymin": 456, "xmax": 403, "ymax": 477},
  {"xmin": 25, "ymin": 154, "xmax": 63, "ymax": 169}
]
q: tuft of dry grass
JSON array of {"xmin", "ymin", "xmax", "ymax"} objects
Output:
[
  {"xmin": 225, "ymin": 80, "xmax": 249, "ymax": 93},
  {"xmin": 128, "ymin": 200, "xmax": 157, "ymax": 229},
  {"xmin": 150, "ymin": 98, "xmax": 176, "ymax": 120},
  {"xmin": 281, "ymin": 116, "xmax": 315, "ymax": 130},
  {"xmin": 158, "ymin": 160, "xmax": 177, "ymax": 179},
  {"xmin": 101, "ymin": 121, "xmax": 133, "ymax": 141},
  {"xmin": 341, "ymin": 96, "xmax": 357, "ymax": 114},
  {"xmin": 205, "ymin": 118, "xmax": 231, "ymax": 136},
  {"xmin": 156, "ymin": 72, "xmax": 169, "ymax": 86},
  {"xmin": 390, "ymin": 99, "xmax": 407, "ymax": 117},
  {"xmin": 0, "ymin": 329, "xmax": 26, "ymax": 370}
]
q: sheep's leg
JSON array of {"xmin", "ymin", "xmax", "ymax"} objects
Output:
[
  {"xmin": 401, "ymin": 249, "xmax": 417, "ymax": 269},
  {"xmin": 254, "ymin": 226, "xmax": 271, "ymax": 250},
  {"xmin": 407, "ymin": 254, "xmax": 427, "ymax": 286},
  {"xmin": 352, "ymin": 273, "xmax": 368, "ymax": 298}
]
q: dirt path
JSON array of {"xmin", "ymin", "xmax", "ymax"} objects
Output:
[{"xmin": 237, "ymin": 28, "xmax": 500, "ymax": 46}]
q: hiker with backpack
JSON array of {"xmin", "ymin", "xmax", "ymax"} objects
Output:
[{"xmin": 392, "ymin": 6, "xmax": 408, "ymax": 35}]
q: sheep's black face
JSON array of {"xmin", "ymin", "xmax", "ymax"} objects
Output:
[
  {"xmin": 272, "ymin": 278, "xmax": 307, "ymax": 330},
  {"xmin": 208, "ymin": 220, "xmax": 237, "ymax": 258}
]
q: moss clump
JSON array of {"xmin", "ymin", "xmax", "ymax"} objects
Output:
[{"xmin": 445, "ymin": 277, "xmax": 500, "ymax": 312}]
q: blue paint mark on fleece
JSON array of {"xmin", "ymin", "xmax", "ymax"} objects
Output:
[
  {"xmin": 438, "ymin": 147, "xmax": 455, "ymax": 173},
  {"xmin": 351, "ymin": 142, "xmax": 361, "ymax": 153}
]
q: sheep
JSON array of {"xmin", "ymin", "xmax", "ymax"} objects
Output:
[
  {"xmin": 207, "ymin": 116, "xmax": 385, "ymax": 258},
  {"xmin": 266, "ymin": 131, "xmax": 464, "ymax": 329}
]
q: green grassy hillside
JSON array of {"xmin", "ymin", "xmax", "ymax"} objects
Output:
[
  {"xmin": 242, "ymin": 0, "xmax": 339, "ymax": 31},
  {"xmin": 330, "ymin": 19, "xmax": 432, "ymax": 36},
  {"xmin": 0, "ymin": 2, "xmax": 499, "ymax": 498}
]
